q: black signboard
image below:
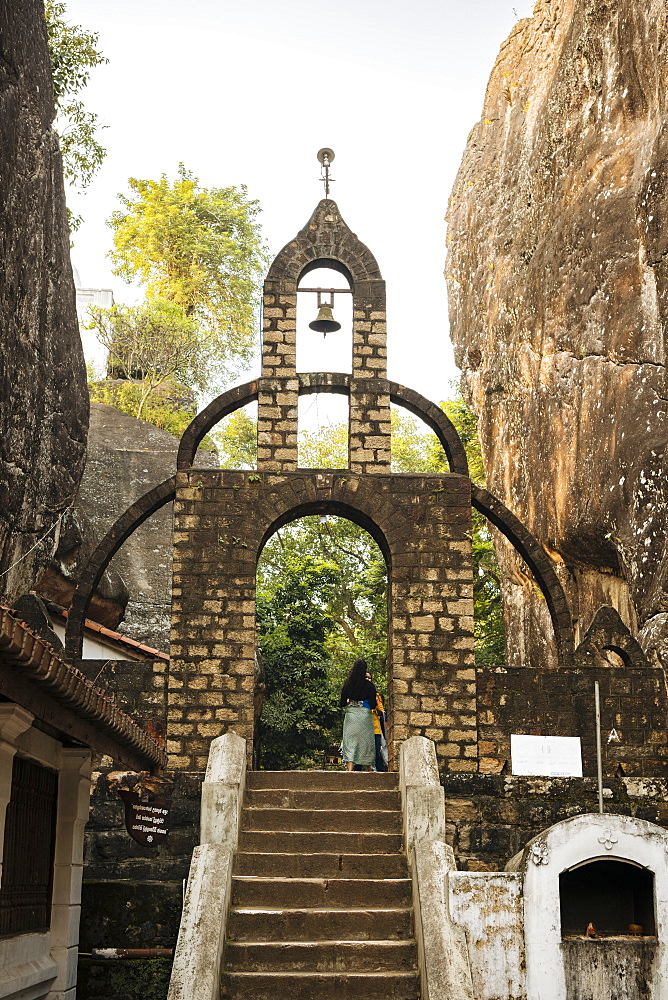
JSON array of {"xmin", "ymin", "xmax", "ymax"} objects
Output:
[{"xmin": 118, "ymin": 791, "xmax": 170, "ymax": 846}]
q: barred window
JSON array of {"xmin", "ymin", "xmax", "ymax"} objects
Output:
[{"xmin": 0, "ymin": 755, "xmax": 58, "ymax": 936}]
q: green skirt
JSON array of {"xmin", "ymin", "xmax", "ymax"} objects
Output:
[{"xmin": 341, "ymin": 705, "xmax": 375, "ymax": 766}]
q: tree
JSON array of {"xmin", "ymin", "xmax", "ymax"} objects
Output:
[
  {"xmin": 215, "ymin": 410, "xmax": 257, "ymax": 469},
  {"xmin": 299, "ymin": 423, "xmax": 348, "ymax": 469},
  {"xmin": 45, "ymin": 1, "xmax": 107, "ymax": 227},
  {"xmin": 87, "ymin": 298, "xmax": 202, "ymax": 419},
  {"xmin": 256, "ymin": 558, "xmax": 342, "ymax": 769},
  {"xmin": 107, "ymin": 166, "xmax": 268, "ymax": 389},
  {"xmin": 258, "ymin": 516, "xmax": 388, "ymax": 693}
]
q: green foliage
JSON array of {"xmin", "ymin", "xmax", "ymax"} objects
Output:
[
  {"xmin": 258, "ymin": 516, "xmax": 388, "ymax": 695},
  {"xmin": 107, "ymin": 165, "xmax": 268, "ymax": 389},
  {"xmin": 299, "ymin": 422, "xmax": 348, "ymax": 469},
  {"xmin": 88, "ymin": 378, "xmax": 202, "ymax": 441},
  {"xmin": 88, "ymin": 297, "xmax": 205, "ymax": 417},
  {"xmin": 256, "ymin": 559, "xmax": 342, "ymax": 769},
  {"xmin": 441, "ymin": 398, "xmax": 486, "ymax": 484},
  {"xmin": 214, "ymin": 409, "xmax": 258, "ymax": 469},
  {"xmin": 391, "ymin": 409, "xmax": 440, "ymax": 473},
  {"xmin": 45, "ymin": 1, "xmax": 107, "ymax": 228}
]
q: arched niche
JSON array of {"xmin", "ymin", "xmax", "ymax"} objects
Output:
[
  {"xmin": 259, "ymin": 499, "xmax": 391, "ymax": 571},
  {"xmin": 560, "ymin": 858, "xmax": 656, "ymax": 937},
  {"xmin": 509, "ymin": 814, "xmax": 668, "ymax": 999}
]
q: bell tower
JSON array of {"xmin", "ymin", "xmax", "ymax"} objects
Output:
[{"xmin": 257, "ymin": 150, "xmax": 391, "ymax": 474}]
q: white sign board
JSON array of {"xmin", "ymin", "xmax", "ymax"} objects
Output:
[{"xmin": 510, "ymin": 735, "xmax": 583, "ymax": 777}]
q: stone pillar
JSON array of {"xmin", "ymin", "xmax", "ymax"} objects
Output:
[
  {"xmin": 169, "ymin": 470, "xmax": 256, "ymax": 770},
  {"xmin": 350, "ymin": 279, "xmax": 391, "ymax": 473},
  {"xmin": 257, "ymin": 279, "xmax": 298, "ymax": 470},
  {"xmin": 388, "ymin": 475, "xmax": 477, "ymax": 773},
  {"xmin": 47, "ymin": 748, "xmax": 92, "ymax": 1000}
]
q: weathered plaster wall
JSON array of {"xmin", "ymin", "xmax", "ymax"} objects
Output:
[
  {"xmin": 0, "ymin": 0, "xmax": 88, "ymax": 601},
  {"xmin": 447, "ymin": 0, "xmax": 668, "ymax": 669},
  {"xmin": 508, "ymin": 814, "xmax": 668, "ymax": 1000},
  {"xmin": 449, "ymin": 872, "xmax": 526, "ymax": 1000}
]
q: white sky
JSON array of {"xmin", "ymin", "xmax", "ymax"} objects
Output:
[{"xmin": 66, "ymin": 0, "xmax": 536, "ymax": 411}]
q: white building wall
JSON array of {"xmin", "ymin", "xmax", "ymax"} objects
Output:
[{"xmin": 0, "ymin": 708, "xmax": 92, "ymax": 1000}]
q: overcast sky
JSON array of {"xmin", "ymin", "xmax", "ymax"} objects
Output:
[{"xmin": 65, "ymin": 0, "xmax": 535, "ymax": 415}]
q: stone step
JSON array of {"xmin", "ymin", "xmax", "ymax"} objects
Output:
[
  {"xmin": 220, "ymin": 971, "xmax": 420, "ymax": 1000},
  {"xmin": 234, "ymin": 851, "xmax": 409, "ymax": 879},
  {"xmin": 231, "ymin": 877, "xmax": 412, "ymax": 910},
  {"xmin": 237, "ymin": 830, "xmax": 404, "ymax": 855},
  {"xmin": 247, "ymin": 771, "xmax": 398, "ymax": 791},
  {"xmin": 241, "ymin": 807, "xmax": 402, "ymax": 834},
  {"xmin": 245, "ymin": 788, "xmax": 401, "ymax": 811},
  {"xmin": 224, "ymin": 939, "xmax": 418, "ymax": 973},
  {"xmin": 227, "ymin": 907, "xmax": 414, "ymax": 942}
]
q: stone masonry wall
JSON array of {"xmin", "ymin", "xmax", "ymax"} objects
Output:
[
  {"xmin": 168, "ymin": 468, "xmax": 476, "ymax": 772},
  {"xmin": 476, "ymin": 665, "xmax": 668, "ymax": 778},
  {"xmin": 443, "ymin": 774, "xmax": 668, "ymax": 872},
  {"xmin": 350, "ymin": 279, "xmax": 390, "ymax": 474},
  {"xmin": 257, "ymin": 199, "xmax": 391, "ymax": 474},
  {"xmin": 258, "ymin": 279, "xmax": 298, "ymax": 470}
]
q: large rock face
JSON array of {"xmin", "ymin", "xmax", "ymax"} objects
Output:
[
  {"xmin": 0, "ymin": 0, "xmax": 88, "ymax": 600},
  {"xmin": 447, "ymin": 0, "xmax": 668, "ymax": 668}
]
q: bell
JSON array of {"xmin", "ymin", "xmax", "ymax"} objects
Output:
[{"xmin": 309, "ymin": 303, "xmax": 341, "ymax": 335}]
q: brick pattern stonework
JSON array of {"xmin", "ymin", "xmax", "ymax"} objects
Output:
[
  {"xmin": 168, "ymin": 469, "xmax": 476, "ymax": 771},
  {"xmin": 258, "ymin": 279, "xmax": 299, "ymax": 470},
  {"xmin": 256, "ymin": 199, "xmax": 391, "ymax": 473},
  {"xmin": 476, "ymin": 665, "xmax": 668, "ymax": 778}
]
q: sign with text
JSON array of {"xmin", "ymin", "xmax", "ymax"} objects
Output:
[
  {"xmin": 511, "ymin": 735, "xmax": 583, "ymax": 777},
  {"xmin": 118, "ymin": 791, "xmax": 170, "ymax": 847}
]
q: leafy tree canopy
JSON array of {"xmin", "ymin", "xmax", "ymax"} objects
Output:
[
  {"xmin": 107, "ymin": 165, "xmax": 268, "ymax": 389},
  {"xmin": 256, "ymin": 558, "xmax": 342, "ymax": 769},
  {"xmin": 45, "ymin": 1, "xmax": 107, "ymax": 225},
  {"xmin": 258, "ymin": 516, "xmax": 388, "ymax": 695},
  {"xmin": 214, "ymin": 409, "xmax": 258, "ymax": 469},
  {"xmin": 88, "ymin": 297, "xmax": 208, "ymax": 419}
]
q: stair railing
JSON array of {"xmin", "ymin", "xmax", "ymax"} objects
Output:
[
  {"xmin": 399, "ymin": 736, "xmax": 475, "ymax": 1000},
  {"xmin": 167, "ymin": 732, "xmax": 247, "ymax": 1000}
]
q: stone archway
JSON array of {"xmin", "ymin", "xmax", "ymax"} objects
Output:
[
  {"xmin": 64, "ymin": 194, "xmax": 577, "ymax": 775},
  {"xmin": 168, "ymin": 469, "xmax": 477, "ymax": 771}
]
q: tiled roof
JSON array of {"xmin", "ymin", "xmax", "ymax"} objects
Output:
[
  {"xmin": 0, "ymin": 606, "xmax": 166, "ymax": 771},
  {"xmin": 47, "ymin": 602, "xmax": 169, "ymax": 662}
]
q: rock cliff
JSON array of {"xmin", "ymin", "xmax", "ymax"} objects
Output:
[
  {"xmin": 0, "ymin": 0, "xmax": 88, "ymax": 600},
  {"xmin": 446, "ymin": 0, "xmax": 668, "ymax": 667}
]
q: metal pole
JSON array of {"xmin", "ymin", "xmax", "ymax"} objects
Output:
[{"xmin": 595, "ymin": 680, "xmax": 604, "ymax": 814}]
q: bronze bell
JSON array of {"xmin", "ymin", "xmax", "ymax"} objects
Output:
[{"xmin": 309, "ymin": 303, "xmax": 341, "ymax": 335}]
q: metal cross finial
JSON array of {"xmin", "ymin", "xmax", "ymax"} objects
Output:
[{"xmin": 317, "ymin": 148, "xmax": 335, "ymax": 198}]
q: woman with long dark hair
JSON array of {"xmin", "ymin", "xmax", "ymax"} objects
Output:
[{"xmin": 339, "ymin": 658, "xmax": 377, "ymax": 772}]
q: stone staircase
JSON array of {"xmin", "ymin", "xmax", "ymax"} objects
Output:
[{"xmin": 221, "ymin": 769, "xmax": 420, "ymax": 1000}]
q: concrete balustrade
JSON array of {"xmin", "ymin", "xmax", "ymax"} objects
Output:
[
  {"xmin": 399, "ymin": 736, "xmax": 474, "ymax": 1000},
  {"xmin": 167, "ymin": 732, "xmax": 246, "ymax": 1000}
]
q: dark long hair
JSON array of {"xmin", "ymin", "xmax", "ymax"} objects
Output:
[{"xmin": 340, "ymin": 658, "xmax": 369, "ymax": 704}]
